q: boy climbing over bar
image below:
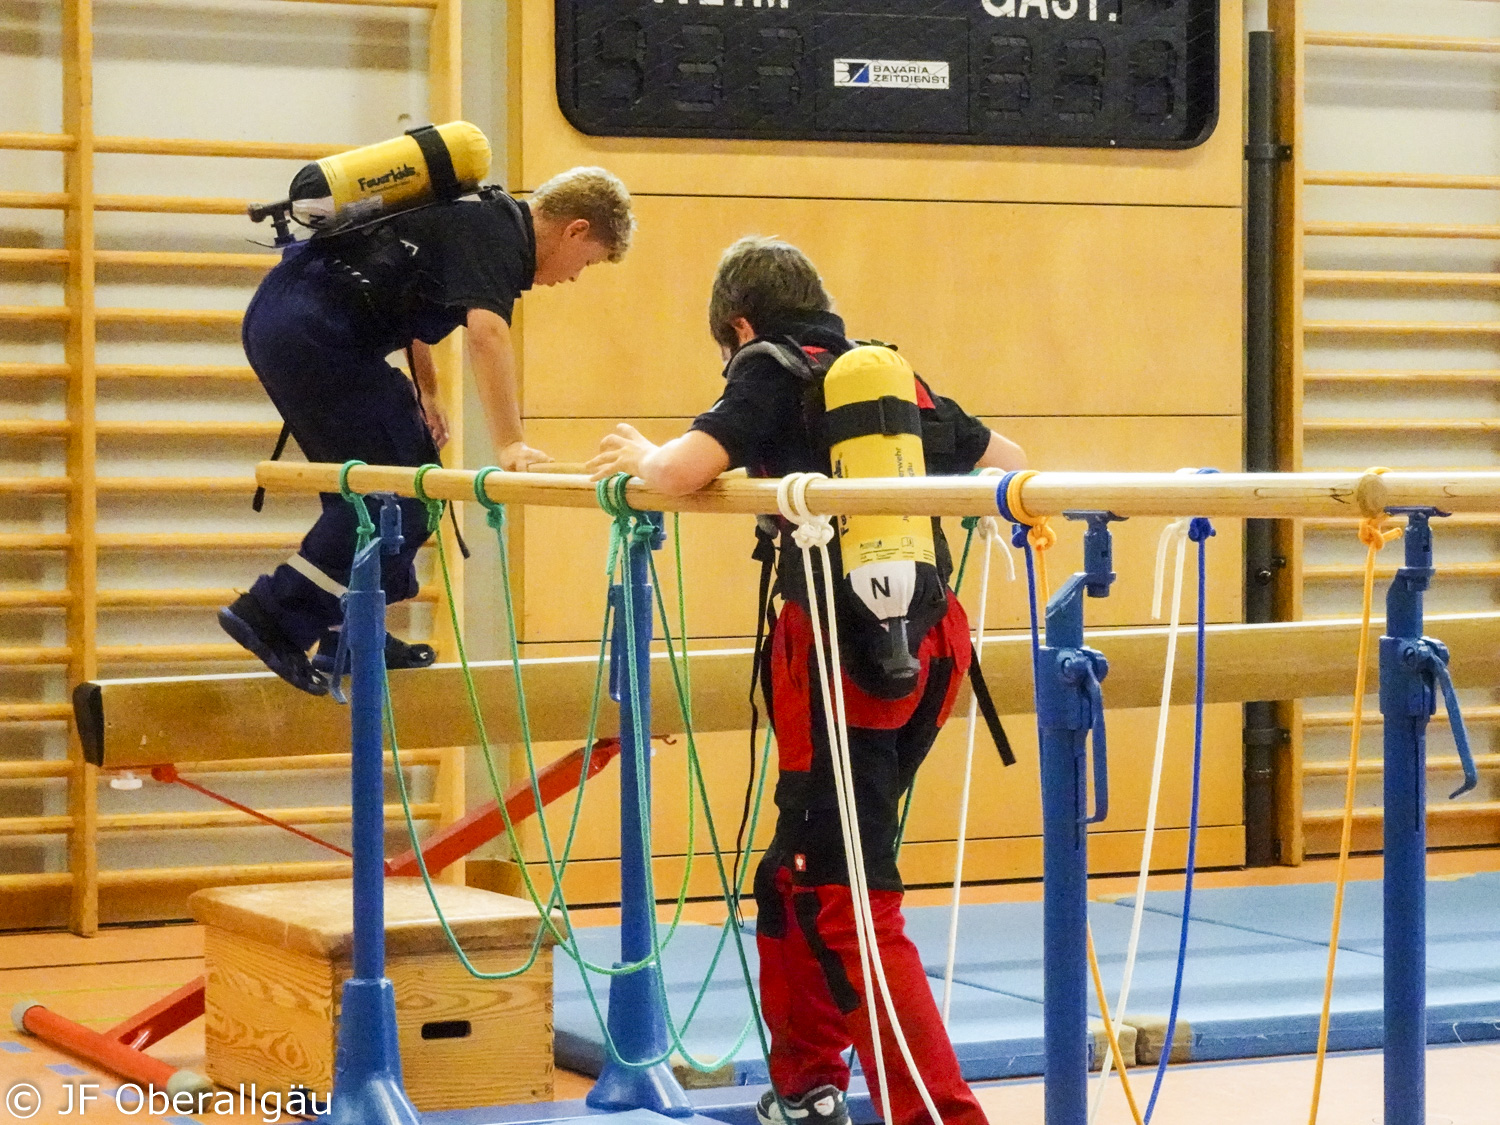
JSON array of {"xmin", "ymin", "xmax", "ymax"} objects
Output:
[
  {"xmin": 587, "ymin": 236, "xmax": 1025, "ymax": 1125},
  {"xmin": 222, "ymin": 168, "xmax": 635, "ymax": 694}
]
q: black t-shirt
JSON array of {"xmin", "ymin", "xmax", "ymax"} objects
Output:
[
  {"xmin": 689, "ymin": 310, "xmax": 992, "ymax": 478},
  {"xmin": 316, "ymin": 192, "xmax": 535, "ymax": 354}
]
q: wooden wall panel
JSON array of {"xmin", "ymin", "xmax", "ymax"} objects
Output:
[
  {"xmin": 509, "ymin": 0, "xmax": 1245, "ymax": 208},
  {"xmin": 501, "ymin": 0, "xmax": 1248, "ymax": 898},
  {"xmin": 518, "ymin": 416, "xmax": 1243, "ymax": 644},
  {"xmin": 520, "ymin": 197, "xmax": 1243, "ymax": 421}
]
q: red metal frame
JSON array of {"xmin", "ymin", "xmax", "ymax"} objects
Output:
[{"xmin": 16, "ymin": 738, "xmax": 621, "ymax": 1083}]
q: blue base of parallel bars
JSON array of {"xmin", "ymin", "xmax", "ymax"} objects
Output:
[
  {"xmin": 1036, "ymin": 514, "xmax": 1116, "ymax": 1125},
  {"xmin": 319, "ymin": 495, "xmax": 424, "ymax": 1125},
  {"xmin": 586, "ymin": 522, "xmax": 694, "ymax": 1119},
  {"xmin": 1381, "ymin": 510, "xmax": 1437, "ymax": 1125},
  {"xmin": 424, "ymin": 1081, "xmax": 882, "ymax": 1125},
  {"xmin": 319, "ymin": 979, "xmax": 422, "ymax": 1125}
]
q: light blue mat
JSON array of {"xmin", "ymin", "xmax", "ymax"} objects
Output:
[
  {"xmin": 1128, "ymin": 872, "xmax": 1500, "ymax": 983},
  {"xmin": 555, "ymin": 922, "xmax": 1048, "ymax": 1083},
  {"xmin": 558, "ymin": 881, "xmax": 1500, "ymax": 1078},
  {"xmin": 1119, "ymin": 874, "xmax": 1500, "ymax": 1047}
]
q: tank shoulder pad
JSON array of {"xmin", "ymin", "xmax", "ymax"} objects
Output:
[{"xmin": 724, "ymin": 337, "xmax": 819, "ymax": 383}]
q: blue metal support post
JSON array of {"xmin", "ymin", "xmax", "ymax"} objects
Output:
[
  {"xmin": 1380, "ymin": 508, "xmax": 1476, "ymax": 1125},
  {"xmin": 1036, "ymin": 513, "xmax": 1119, "ymax": 1125},
  {"xmin": 589, "ymin": 514, "xmax": 694, "ymax": 1117},
  {"xmin": 324, "ymin": 494, "xmax": 421, "ymax": 1125}
]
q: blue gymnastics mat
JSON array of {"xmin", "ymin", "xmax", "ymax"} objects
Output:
[
  {"xmin": 1128, "ymin": 872, "xmax": 1500, "ymax": 983},
  {"xmin": 555, "ymin": 922, "xmax": 1048, "ymax": 1083},
  {"xmin": 1119, "ymin": 875, "xmax": 1500, "ymax": 1046},
  {"xmin": 901, "ymin": 889, "xmax": 1500, "ymax": 1061}
]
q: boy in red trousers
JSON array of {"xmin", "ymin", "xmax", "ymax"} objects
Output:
[{"xmin": 588, "ymin": 237, "xmax": 1025, "ymax": 1125}]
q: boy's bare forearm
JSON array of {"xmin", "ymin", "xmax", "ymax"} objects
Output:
[
  {"xmin": 409, "ymin": 340, "xmax": 440, "ymax": 401},
  {"xmin": 466, "ymin": 312, "xmax": 524, "ymax": 450},
  {"xmin": 978, "ymin": 430, "xmax": 1027, "ymax": 472}
]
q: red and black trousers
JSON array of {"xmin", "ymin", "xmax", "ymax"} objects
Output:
[{"xmin": 753, "ymin": 596, "xmax": 989, "ymax": 1125}]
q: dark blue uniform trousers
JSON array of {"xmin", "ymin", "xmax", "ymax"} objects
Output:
[{"xmin": 241, "ymin": 248, "xmax": 438, "ymax": 650}]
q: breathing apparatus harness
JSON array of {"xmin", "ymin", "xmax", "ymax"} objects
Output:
[
  {"xmin": 731, "ymin": 337, "xmax": 1015, "ymax": 893},
  {"xmin": 246, "ymin": 123, "xmax": 499, "ymax": 560}
]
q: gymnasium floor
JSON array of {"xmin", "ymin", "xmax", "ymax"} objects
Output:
[{"xmin": 4, "ymin": 851, "xmax": 1499, "ymax": 1124}]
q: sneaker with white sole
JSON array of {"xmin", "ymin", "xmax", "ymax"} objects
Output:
[{"xmin": 756, "ymin": 1085, "xmax": 850, "ymax": 1125}]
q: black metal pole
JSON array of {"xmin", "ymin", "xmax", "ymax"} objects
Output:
[{"xmin": 1243, "ymin": 30, "xmax": 1285, "ymax": 867}]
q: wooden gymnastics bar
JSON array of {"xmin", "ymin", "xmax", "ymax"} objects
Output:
[
  {"xmin": 1304, "ymin": 370, "xmax": 1500, "ymax": 383},
  {"xmin": 1305, "ymin": 320, "xmax": 1500, "ymax": 335},
  {"xmin": 1304, "ymin": 705, "xmax": 1500, "ymax": 729},
  {"xmin": 1305, "ymin": 222, "xmax": 1500, "ymax": 239},
  {"xmin": 1305, "ymin": 270, "xmax": 1500, "ymax": 288},
  {"xmin": 0, "ymin": 191, "xmax": 254, "ymax": 214},
  {"xmin": 256, "ymin": 462, "xmax": 1500, "ymax": 521},
  {"xmin": 0, "ymin": 132, "xmax": 351, "ymax": 158},
  {"xmin": 0, "ymin": 421, "xmax": 282, "ymax": 439},
  {"xmin": 1305, "ymin": 31, "xmax": 1500, "ymax": 53},
  {"xmin": 79, "ymin": 611, "xmax": 1500, "ymax": 771},
  {"xmin": 0, "ymin": 585, "xmax": 440, "ymax": 609},
  {"xmin": 1305, "ymin": 419, "xmax": 1500, "ymax": 432},
  {"xmin": 1303, "ymin": 756, "xmax": 1500, "ymax": 778},
  {"xmin": 0, "ymin": 804, "xmax": 440, "ymax": 838},
  {"xmin": 1305, "ymin": 171, "xmax": 1500, "ymax": 190},
  {"xmin": 0, "ymin": 248, "xmax": 273, "ymax": 269}
]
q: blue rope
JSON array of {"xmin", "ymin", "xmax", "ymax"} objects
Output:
[{"xmin": 1142, "ymin": 516, "xmax": 1215, "ymax": 1123}]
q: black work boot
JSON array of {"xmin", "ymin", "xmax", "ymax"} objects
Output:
[
  {"xmin": 311, "ymin": 629, "xmax": 437, "ymax": 677},
  {"xmin": 218, "ymin": 594, "xmax": 328, "ymax": 696}
]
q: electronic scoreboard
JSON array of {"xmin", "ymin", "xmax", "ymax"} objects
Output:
[{"xmin": 556, "ymin": 0, "xmax": 1219, "ymax": 150}]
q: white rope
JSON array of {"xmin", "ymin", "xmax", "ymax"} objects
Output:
[
  {"xmin": 941, "ymin": 505, "xmax": 1016, "ymax": 1027},
  {"xmin": 777, "ymin": 473, "xmax": 943, "ymax": 1125},
  {"xmin": 1088, "ymin": 514, "xmax": 1191, "ymax": 1122}
]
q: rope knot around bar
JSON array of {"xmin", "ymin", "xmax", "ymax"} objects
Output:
[
  {"xmin": 413, "ymin": 463, "xmax": 446, "ymax": 534},
  {"xmin": 777, "ymin": 472, "xmax": 834, "ymax": 550},
  {"xmin": 337, "ymin": 459, "xmax": 376, "ymax": 543},
  {"xmin": 473, "ymin": 466, "xmax": 508, "ymax": 532},
  {"xmin": 1358, "ymin": 467, "xmax": 1403, "ymax": 549},
  {"xmin": 596, "ymin": 473, "xmax": 656, "ymax": 545},
  {"xmin": 997, "ymin": 469, "xmax": 1057, "ymax": 554}
]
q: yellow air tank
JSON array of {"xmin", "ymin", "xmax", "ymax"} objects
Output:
[
  {"xmin": 823, "ymin": 345, "xmax": 935, "ymax": 677},
  {"xmin": 287, "ymin": 121, "xmax": 491, "ymax": 231}
]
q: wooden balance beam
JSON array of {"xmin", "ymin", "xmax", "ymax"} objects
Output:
[{"xmin": 77, "ymin": 612, "xmax": 1500, "ymax": 770}]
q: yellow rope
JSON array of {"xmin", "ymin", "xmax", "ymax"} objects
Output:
[
  {"xmin": 1307, "ymin": 472, "xmax": 1402, "ymax": 1125},
  {"xmin": 1006, "ymin": 469, "xmax": 1057, "ymax": 600},
  {"xmin": 1087, "ymin": 923, "xmax": 1146, "ymax": 1125}
]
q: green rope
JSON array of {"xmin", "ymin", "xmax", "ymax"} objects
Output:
[
  {"xmin": 339, "ymin": 459, "xmax": 377, "ymax": 549},
  {"xmin": 377, "ymin": 470, "xmax": 770, "ymax": 1072},
  {"xmin": 593, "ymin": 475, "xmax": 765, "ymax": 1070}
]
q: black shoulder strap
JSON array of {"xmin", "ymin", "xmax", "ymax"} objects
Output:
[
  {"xmin": 724, "ymin": 337, "xmax": 819, "ymax": 383},
  {"xmin": 968, "ymin": 647, "xmax": 1017, "ymax": 767},
  {"xmin": 406, "ymin": 124, "xmax": 461, "ymax": 201}
]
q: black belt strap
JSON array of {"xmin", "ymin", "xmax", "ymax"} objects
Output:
[
  {"xmin": 405, "ymin": 343, "xmax": 471, "ymax": 560},
  {"xmin": 406, "ymin": 124, "xmax": 461, "ymax": 201},
  {"xmin": 822, "ymin": 395, "xmax": 922, "ymax": 449},
  {"xmin": 251, "ymin": 423, "xmax": 292, "ymax": 512},
  {"xmin": 968, "ymin": 646, "xmax": 1016, "ymax": 767}
]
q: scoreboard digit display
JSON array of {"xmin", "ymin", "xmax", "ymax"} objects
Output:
[{"xmin": 556, "ymin": 0, "xmax": 1219, "ymax": 150}]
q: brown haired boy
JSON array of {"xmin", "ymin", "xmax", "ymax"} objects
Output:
[{"xmin": 588, "ymin": 236, "xmax": 1024, "ymax": 1125}]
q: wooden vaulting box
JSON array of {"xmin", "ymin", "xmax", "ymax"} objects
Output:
[{"xmin": 191, "ymin": 880, "xmax": 558, "ymax": 1111}]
